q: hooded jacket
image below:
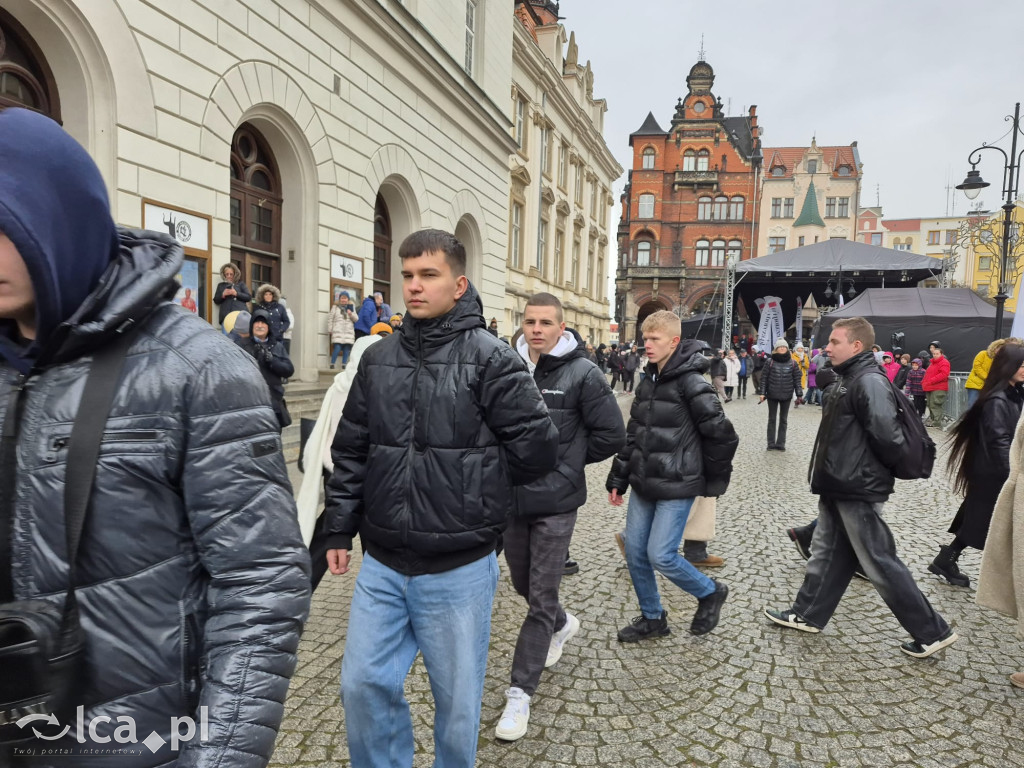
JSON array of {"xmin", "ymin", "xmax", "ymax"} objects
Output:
[
  {"xmin": 513, "ymin": 329, "xmax": 625, "ymax": 516},
  {"xmin": 212, "ymin": 263, "xmax": 251, "ymax": 325},
  {"xmin": 810, "ymin": 351, "xmax": 906, "ymax": 501},
  {"xmin": 607, "ymin": 340, "xmax": 739, "ymax": 499},
  {"xmin": 254, "ymin": 283, "xmax": 290, "ymax": 341},
  {"xmin": 324, "ymin": 283, "xmax": 559, "ymax": 575},
  {"xmin": 0, "ymin": 108, "xmax": 310, "ymax": 767},
  {"xmin": 922, "ymin": 354, "xmax": 951, "ymax": 392},
  {"xmin": 237, "ymin": 309, "xmax": 295, "ymax": 428}
]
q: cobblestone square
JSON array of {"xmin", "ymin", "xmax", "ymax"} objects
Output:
[{"xmin": 275, "ymin": 394, "xmax": 1024, "ymax": 767}]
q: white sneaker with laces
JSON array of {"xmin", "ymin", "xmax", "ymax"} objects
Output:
[
  {"xmin": 495, "ymin": 687, "xmax": 530, "ymax": 741},
  {"xmin": 545, "ymin": 612, "xmax": 580, "ymax": 668}
]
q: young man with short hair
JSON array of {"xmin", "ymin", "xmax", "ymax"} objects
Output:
[
  {"xmin": 324, "ymin": 229, "xmax": 558, "ymax": 768},
  {"xmin": 766, "ymin": 316, "xmax": 957, "ymax": 658},
  {"xmin": 495, "ymin": 293, "xmax": 625, "ymax": 741},
  {"xmin": 607, "ymin": 311, "xmax": 738, "ymax": 641}
]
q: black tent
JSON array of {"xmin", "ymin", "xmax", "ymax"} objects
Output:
[
  {"xmin": 735, "ymin": 240, "xmax": 943, "ymax": 333},
  {"xmin": 811, "ymin": 288, "xmax": 1012, "ymax": 370},
  {"xmin": 679, "ymin": 313, "xmax": 723, "ymax": 345}
]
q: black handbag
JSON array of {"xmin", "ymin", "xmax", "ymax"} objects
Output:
[{"xmin": 0, "ymin": 330, "xmax": 135, "ymax": 743}]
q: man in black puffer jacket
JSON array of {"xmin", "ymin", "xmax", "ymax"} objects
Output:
[
  {"xmin": 758, "ymin": 337, "xmax": 804, "ymax": 450},
  {"xmin": 237, "ymin": 309, "xmax": 294, "ymax": 430},
  {"xmin": 495, "ymin": 294, "xmax": 624, "ymax": 742},
  {"xmin": 0, "ymin": 108, "xmax": 310, "ymax": 767},
  {"xmin": 766, "ymin": 317, "xmax": 957, "ymax": 659},
  {"xmin": 324, "ymin": 230, "xmax": 558, "ymax": 768},
  {"xmin": 607, "ymin": 311, "xmax": 738, "ymax": 641}
]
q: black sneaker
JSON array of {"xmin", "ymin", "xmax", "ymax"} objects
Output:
[
  {"xmin": 690, "ymin": 581, "xmax": 729, "ymax": 636},
  {"xmin": 563, "ymin": 558, "xmax": 579, "ymax": 576},
  {"xmin": 786, "ymin": 526, "xmax": 813, "ymax": 560},
  {"xmin": 617, "ymin": 611, "xmax": 670, "ymax": 642},
  {"xmin": 900, "ymin": 630, "xmax": 959, "ymax": 658}
]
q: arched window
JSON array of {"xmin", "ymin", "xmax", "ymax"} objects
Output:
[
  {"xmin": 711, "ymin": 239, "xmax": 725, "ymax": 267},
  {"xmin": 695, "ymin": 239, "xmax": 710, "ymax": 267},
  {"xmin": 771, "ymin": 165, "xmax": 785, "ymax": 177},
  {"xmin": 713, "ymin": 195, "xmax": 728, "ymax": 220},
  {"xmin": 636, "ymin": 240, "xmax": 652, "ymax": 266},
  {"xmin": 697, "ymin": 196, "xmax": 712, "ymax": 220},
  {"xmin": 683, "ymin": 149, "xmax": 695, "ymax": 172},
  {"xmin": 730, "ymin": 196, "xmax": 745, "ymax": 220},
  {"xmin": 727, "ymin": 239, "xmax": 743, "ymax": 262},
  {"xmin": 230, "ymin": 123, "xmax": 283, "ymax": 296},
  {"xmin": 642, "ymin": 147, "xmax": 656, "ymax": 170},
  {"xmin": 696, "ymin": 149, "xmax": 710, "ymax": 172},
  {"xmin": 837, "ymin": 165, "xmax": 851, "ymax": 176},
  {"xmin": 638, "ymin": 193, "xmax": 655, "ymax": 219},
  {"xmin": 0, "ymin": 9, "xmax": 60, "ymax": 119}
]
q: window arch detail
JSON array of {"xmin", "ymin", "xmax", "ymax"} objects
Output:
[
  {"xmin": 642, "ymin": 147, "xmax": 656, "ymax": 170},
  {"xmin": 0, "ymin": 9, "xmax": 60, "ymax": 119}
]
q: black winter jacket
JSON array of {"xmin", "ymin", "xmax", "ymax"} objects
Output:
[
  {"xmin": 607, "ymin": 340, "xmax": 739, "ymax": 499},
  {"xmin": 709, "ymin": 356, "xmax": 727, "ymax": 378},
  {"xmin": 515, "ymin": 332, "xmax": 625, "ymax": 516},
  {"xmin": 966, "ymin": 385, "xmax": 1024, "ymax": 483},
  {"xmin": 0, "ymin": 232, "xmax": 310, "ymax": 766},
  {"xmin": 810, "ymin": 351, "xmax": 905, "ymax": 501},
  {"xmin": 255, "ymin": 298, "xmax": 290, "ymax": 341},
  {"xmin": 212, "ymin": 279, "xmax": 251, "ymax": 324},
  {"xmin": 760, "ymin": 353, "xmax": 804, "ymax": 400},
  {"xmin": 324, "ymin": 284, "xmax": 559, "ymax": 574},
  {"xmin": 237, "ymin": 312, "xmax": 295, "ymax": 429}
]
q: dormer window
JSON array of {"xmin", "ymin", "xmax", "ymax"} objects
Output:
[
  {"xmin": 771, "ymin": 166, "xmax": 785, "ymax": 177},
  {"xmin": 807, "ymin": 160, "xmax": 818, "ymax": 174},
  {"xmin": 837, "ymin": 165, "xmax": 851, "ymax": 176}
]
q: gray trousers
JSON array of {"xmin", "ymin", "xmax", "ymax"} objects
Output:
[
  {"xmin": 793, "ymin": 497, "xmax": 950, "ymax": 645},
  {"xmin": 503, "ymin": 510, "xmax": 577, "ymax": 696}
]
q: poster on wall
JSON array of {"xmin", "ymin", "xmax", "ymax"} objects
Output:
[{"xmin": 174, "ymin": 257, "xmax": 207, "ymax": 320}]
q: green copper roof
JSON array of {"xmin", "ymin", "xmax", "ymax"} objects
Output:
[{"xmin": 793, "ymin": 180, "xmax": 825, "ymax": 228}]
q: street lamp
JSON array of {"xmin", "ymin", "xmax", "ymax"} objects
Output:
[{"xmin": 956, "ymin": 101, "xmax": 1024, "ymax": 339}]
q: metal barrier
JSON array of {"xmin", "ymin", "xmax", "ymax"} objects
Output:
[{"xmin": 939, "ymin": 372, "xmax": 970, "ymax": 429}]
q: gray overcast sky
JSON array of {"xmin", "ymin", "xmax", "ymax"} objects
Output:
[{"xmin": 565, "ymin": 0, "xmax": 1024, "ymax": 221}]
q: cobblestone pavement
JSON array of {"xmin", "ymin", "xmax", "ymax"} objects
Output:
[{"xmin": 274, "ymin": 392, "xmax": 1024, "ymax": 767}]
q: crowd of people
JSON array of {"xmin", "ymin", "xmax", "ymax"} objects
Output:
[{"xmin": 3, "ymin": 106, "xmax": 1024, "ymax": 767}]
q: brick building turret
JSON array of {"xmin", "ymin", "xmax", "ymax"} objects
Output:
[{"xmin": 615, "ymin": 59, "xmax": 762, "ymax": 346}]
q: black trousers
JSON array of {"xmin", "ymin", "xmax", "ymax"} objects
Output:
[
  {"xmin": 766, "ymin": 398, "xmax": 791, "ymax": 448},
  {"xmin": 622, "ymin": 372, "xmax": 635, "ymax": 392},
  {"xmin": 794, "ymin": 497, "xmax": 950, "ymax": 644},
  {"xmin": 738, "ymin": 376, "xmax": 748, "ymax": 398}
]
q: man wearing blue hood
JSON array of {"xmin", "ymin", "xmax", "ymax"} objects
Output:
[{"xmin": 0, "ymin": 108, "xmax": 310, "ymax": 766}]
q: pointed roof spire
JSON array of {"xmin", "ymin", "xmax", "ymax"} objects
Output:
[
  {"xmin": 629, "ymin": 111, "xmax": 666, "ymax": 145},
  {"xmin": 793, "ymin": 181, "xmax": 825, "ymax": 228}
]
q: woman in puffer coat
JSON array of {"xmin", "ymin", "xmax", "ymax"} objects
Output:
[
  {"xmin": 213, "ymin": 261, "xmax": 251, "ymax": 326},
  {"xmin": 723, "ymin": 349, "xmax": 741, "ymax": 402},
  {"xmin": 966, "ymin": 338, "xmax": 1018, "ymax": 408},
  {"xmin": 328, "ymin": 291, "xmax": 357, "ymax": 368},
  {"xmin": 255, "ymin": 282, "xmax": 290, "ymax": 341},
  {"xmin": 930, "ymin": 342, "xmax": 1024, "ymax": 588},
  {"xmin": 791, "ymin": 344, "xmax": 810, "ymax": 390}
]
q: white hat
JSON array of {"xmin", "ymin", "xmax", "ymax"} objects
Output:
[{"xmin": 773, "ymin": 338, "xmax": 790, "ymax": 351}]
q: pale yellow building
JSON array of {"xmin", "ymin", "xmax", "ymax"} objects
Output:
[{"xmin": 504, "ymin": 1, "xmax": 622, "ymax": 345}]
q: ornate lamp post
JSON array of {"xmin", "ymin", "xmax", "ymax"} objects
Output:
[{"xmin": 956, "ymin": 102, "xmax": 1024, "ymax": 340}]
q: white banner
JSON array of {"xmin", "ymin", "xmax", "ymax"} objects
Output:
[
  {"xmin": 794, "ymin": 296, "xmax": 803, "ymax": 344},
  {"xmin": 755, "ymin": 296, "xmax": 784, "ymax": 349}
]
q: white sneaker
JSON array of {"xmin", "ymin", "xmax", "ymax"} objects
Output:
[
  {"xmin": 495, "ymin": 687, "xmax": 530, "ymax": 741},
  {"xmin": 545, "ymin": 612, "xmax": 580, "ymax": 667}
]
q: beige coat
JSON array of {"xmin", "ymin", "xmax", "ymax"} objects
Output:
[{"xmin": 976, "ymin": 408, "xmax": 1024, "ymax": 638}]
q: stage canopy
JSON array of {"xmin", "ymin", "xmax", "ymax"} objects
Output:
[
  {"xmin": 811, "ymin": 288, "xmax": 1012, "ymax": 370},
  {"xmin": 734, "ymin": 240, "xmax": 944, "ymax": 332}
]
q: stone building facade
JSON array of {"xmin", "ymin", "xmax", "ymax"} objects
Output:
[
  {"xmin": 757, "ymin": 140, "xmax": 862, "ymax": 256},
  {"xmin": 615, "ymin": 59, "xmax": 762, "ymax": 347},
  {"xmin": 503, "ymin": 1, "xmax": 621, "ymax": 345},
  {"xmin": 0, "ymin": 0, "xmax": 516, "ymax": 380}
]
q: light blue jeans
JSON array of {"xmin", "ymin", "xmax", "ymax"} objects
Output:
[
  {"xmin": 624, "ymin": 493, "xmax": 715, "ymax": 618},
  {"xmin": 340, "ymin": 551, "xmax": 499, "ymax": 768}
]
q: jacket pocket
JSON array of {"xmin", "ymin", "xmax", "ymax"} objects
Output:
[
  {"xmin": 180, "ymin": 610, "xmax": 202, "ymax": 712},
  {"xmin": 42, "ymin": 428, "xmax": 164, "ymax": 464},
  {"xmin": 462, "ymin": 449, "xmax": 484, "ymax": 522}
]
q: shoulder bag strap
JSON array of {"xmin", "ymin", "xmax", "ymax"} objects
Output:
[{"xmin": 61, "ymin": 329, "xmax": 136, "ymax": 628}]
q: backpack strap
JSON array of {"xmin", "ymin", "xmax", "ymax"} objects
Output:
[{"xmin": 61, "ymin": 330, "xmax": 137, "ymax": 628}]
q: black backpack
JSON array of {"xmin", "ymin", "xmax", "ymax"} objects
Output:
[{"xmin": 885, "ymin": 377, "xmax": 936, "ymax": 480}]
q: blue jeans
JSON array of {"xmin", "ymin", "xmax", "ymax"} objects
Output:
[
  {"xmin": 966, "ymin": 388, "xmax": 979, "ymax": 408},
  {"xmin": 340, "ymin": 552, "xmax": 499, "ymax": 768},
  {"xmin": 624, "ymin": 493, "xmax": 715, "ymax": 618},
  {"xmin": 331, "ymin": 342, "xmax": 352, "ymax": 366}
]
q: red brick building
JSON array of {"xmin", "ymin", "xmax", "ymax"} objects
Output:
[{"xmin": 615, "ymin": 59, "xmax": 762, "ymax": 346}]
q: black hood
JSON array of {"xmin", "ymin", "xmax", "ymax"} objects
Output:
[
  {"xmin": 399, "ymin": 280, "xmax": 486, "ymax": 350},
  {"xmin": 0, "ymin": 108, "xmax": 123, "ymax": 372},
  {"xmin": 834, "ymin": 350, "xmax": 879, "ymax": 377},
  {"xmin": 650, "ymin": 339, "xmax": 710, "ymax": 379}
]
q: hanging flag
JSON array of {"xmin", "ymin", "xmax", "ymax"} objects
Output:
[
  {"xmin": 838, "ymin": 293, "xmax": 845, "ymax": 308},
  {"xmin": 769, "ymin": 298, "xmax": 785, "ymax": 345},
  {"xmin": 755, "ymin": 298, "xmax": 771, "ymax": 348},
  {"xmin": 794, "ymin": 296, "xmax": 804, "ymax": 344}
]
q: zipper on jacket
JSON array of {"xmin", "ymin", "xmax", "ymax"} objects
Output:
[{"xmin": 403, "ymin": 331, "xmax": 425, "ymax": 547}]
